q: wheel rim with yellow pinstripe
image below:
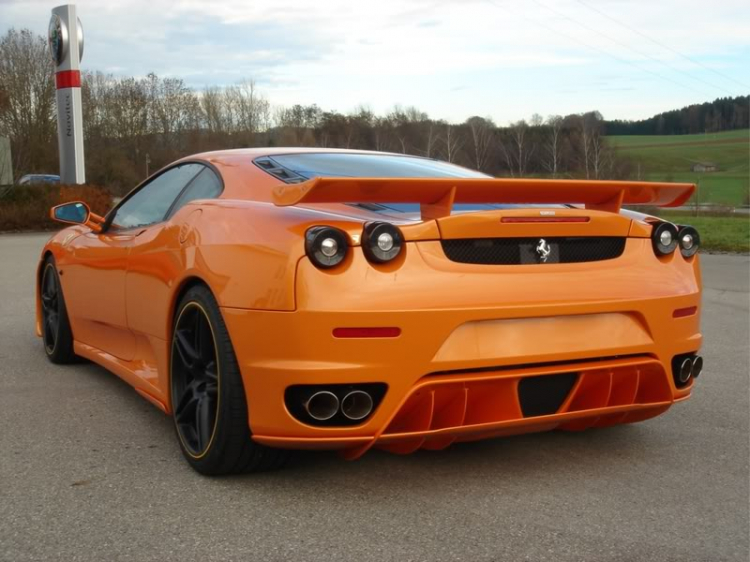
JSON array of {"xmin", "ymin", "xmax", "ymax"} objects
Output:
[{"xmin": 170, "ymin": 302, "xmax": 221, "ymax": 458}]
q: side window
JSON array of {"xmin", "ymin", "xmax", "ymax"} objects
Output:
[
  {"xmin": 166, "ymin": 168, "xmax": 223, "ymax": 219},
  {"xmin": 112, "ymin": 164, "xmax": 203, "ymax": 229}
]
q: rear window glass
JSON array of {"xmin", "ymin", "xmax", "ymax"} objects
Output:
[
  {"xmin": 256, "ymin": 152, "xmax": 562, "ymax": 214},
  {"xmin": 264, "ymin": 153, "xmax": 488, "ymax": 180}
]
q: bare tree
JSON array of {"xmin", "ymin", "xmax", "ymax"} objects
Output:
[
  {"xmin": 511, "ymin": 120, "xmax": 534, "ymax": 177},
  {"xmin": 0, "ymin": 136, "xmax": 11, "ymax": 186},
  {"xmin": 529, "ymin": 113, "xmax": 544, "ymax": 127},
  {"xmin": 499, "ymin": 120, "xmax": 534, "ymax": 177},
  {"xmin": 442, "ymin": 122, "xmax": 463, "ymax": 163},
  {"xmin": 424, "ymin": 121, "xmax": 440, "ymax": 158},
  {"xmin": 225, "ymin": 79, "xmax": 269, "ymax": 146},
  {"xmin": 387, "ymin": 105, "xmax": 428, "ymax": 155},
  {"xmin": 498, "ymin": 132, "xmax": 514, "ymax": 177},
  {"xmin": 580, "ymin": 122, "xmax": 591, "ymax": 179},
  {"xmin": 372, "ymin": 116, "xmax": 392, "ymax": 152},
  {"xmin": 0, "ymin": 28, "xmax": 56, "ymax": 176},
  {"xmin": 110, "ymin": 77, "xmax": 149, "ymax": 165},
  {"xmin": 544, "ymin": 115, "xmax": 563, "ymax": 178},
  {"xmin": 396, "ymin": 134, "xmax": 407, "ymax": 154},
  {"xmin": 466, "ymin": 116, "xmax": 494, "ymax": 172},
  {"xmin": 201, "ymin": 86, "xmax": 226, "ymax": 136},
  {"xmin": 578, "ymin": 111, "xmax": 604, "ymax": 179},
  {"xmin": 274, "ymin": 104, "xmax": 320, "ymax": 146},
  {"xmin": 153, "ymin": 75, "xmax": 195, "ymax": 150},
  {"xmin": 350, "ymin": 106, "xmax": 374, "ymax": 149},
  {"xmin": 590, "ymin": 131, "xmax": 605, "ymax": 179},
  {"xmin": 342, "ymin": 113, "xmax": 360, "ymax": 148}
]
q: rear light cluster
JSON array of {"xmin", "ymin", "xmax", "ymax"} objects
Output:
[
  {"xmin": 677, "ymin": 226, "xmax": 700, "ymax": 257},
  {"xmin": 362, "ymin": 222, "xmax": 403, "ymax": 263},
  {"xmin": 308, "ymin": 219, "xmax": 700, "ymax": 267},
  {"xmin": 306, "ymin": 222, "xmax": 404, "ymax": 269},
  {"xmin": 305, "ymin": 226, "xmax": 349, "ymax": 269},
  {"xmin": 651, "ymin": 222, "xmax": 700, "ymax": 258}
]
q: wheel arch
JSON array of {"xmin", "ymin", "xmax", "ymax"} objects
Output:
[
  {"xmin": 170, "ymin": 275, "xmax": 213, "ymax": 323},
  {"xmin": 165, "ymin": 275, "xmax": 221, "ymax": 404}
]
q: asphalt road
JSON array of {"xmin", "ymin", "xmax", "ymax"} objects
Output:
[{"xmin": 1, "ymin": 233, "xmax": 748, "ymax": 562}]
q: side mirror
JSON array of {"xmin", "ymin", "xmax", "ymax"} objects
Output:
[{"xmin": 50, "ymin": 201, "xmax": 103, "ymax": 232}]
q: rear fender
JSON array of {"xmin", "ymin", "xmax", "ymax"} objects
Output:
[{"xmin": 185, "ymin": 200, "xmax": 368, "ymax": 311}]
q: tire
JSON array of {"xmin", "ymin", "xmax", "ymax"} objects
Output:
[
  {"xmin": 40, "ymin": 256, "xmax": 77, "ymax": 364},
  {"xmin": 170, "ymin": 284, "xmax": 291, "ymax": 475}
]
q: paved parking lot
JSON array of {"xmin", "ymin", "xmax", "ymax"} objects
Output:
[{"xmin": 1, "ymin": 233, "xmax": 748, "ymax": 562}]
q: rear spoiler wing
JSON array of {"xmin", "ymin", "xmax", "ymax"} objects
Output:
[{"xmin": 272, "ymin": 177, "xmax": 695, "ymax": 220}]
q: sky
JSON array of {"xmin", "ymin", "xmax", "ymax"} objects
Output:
[{"xmin": 1, "ymin": 0, "xmax": 748, "ymax": 124}]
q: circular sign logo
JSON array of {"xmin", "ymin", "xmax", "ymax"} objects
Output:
[
  {"xmin": 48, "ymin": 14, "xmax": 68, "ymax": 66},
  {"xmin": 77, "ymin": 17, "xmax": 84, "ymax": 62}
]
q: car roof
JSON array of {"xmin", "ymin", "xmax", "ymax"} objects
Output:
[
  {"xmin": 174, "ymin": 148, "xmax": 443, "ymax": 204},
  {"xmin": 183, "ymin": 147, "xmax": 403, "ymax": 169}
]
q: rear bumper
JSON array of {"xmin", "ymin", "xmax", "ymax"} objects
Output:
[
  {"xmin": 222, "ymin": 239, "xmax": 702, "ymax": 456},
  {"xmin": 250, "ymin": 357, "xmax": 684, "ymax": 458}
]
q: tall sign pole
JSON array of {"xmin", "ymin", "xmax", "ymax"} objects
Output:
[{"xmin": 49, "ymin": 5, "xmax": 85, "ymax": 184}]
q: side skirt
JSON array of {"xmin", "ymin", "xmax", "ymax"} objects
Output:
[{"xmin": 73, "ymin": 341, "xmax": 169, "ymax": 414}]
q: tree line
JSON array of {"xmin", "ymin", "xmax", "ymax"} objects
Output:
[
  {"xmin": 607, "ymin": 95, "xmax": 749, "ymax": 135},
  {"xmin": 0, "ymin": 28, "xmax": 743, "ymax": 194}
]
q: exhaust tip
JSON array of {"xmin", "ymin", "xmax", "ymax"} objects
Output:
[
  {"xmin": 692, "ymin": 355, "xmax": 703, "ymax": 378},
  {"xmin": 678, "ymin": 357, "xmax": 693, "ymax": 384},
  {"xmin": 341, "ymin": 390, "xmax": 374, "ymax": 421},
  {"xmin": 304, "ymin": 391, "xmax": 340, "ymax": 421}
]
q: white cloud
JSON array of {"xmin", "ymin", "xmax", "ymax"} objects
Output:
[{"xmin": 0, "ymin": 0, "xmax": 748, "ymax": 122}]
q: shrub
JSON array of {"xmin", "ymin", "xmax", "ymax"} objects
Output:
[
  {"xmin": 0, "ymin": 184, "xmax": 114, "ymax": 232},
  {"xmin": 58, "ymin": 185, "xmax": 113, "ymax": 216}
]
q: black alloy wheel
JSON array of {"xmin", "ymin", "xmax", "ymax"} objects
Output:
[
  {"xmin": 171, "ymin": 302, "xmax": 220, "ymax": 457},
  {"xmin": 169, "ymin": 285, "xmax": 292, "ymax": 475},
  {"xmin": 40, "ymin": 257, "xmax": 76, "ymax": 364},
  {"xmin": 41, "ymin": 263, "xmax": 60, "ymax": 354}
]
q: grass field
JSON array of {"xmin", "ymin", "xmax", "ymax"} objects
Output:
[{"xmin": 608, "ymin": 130, "xmax": 750, "ymax": 207}]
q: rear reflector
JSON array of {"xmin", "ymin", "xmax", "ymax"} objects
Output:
[
  {"xmin": 333, "ymin": 327, "xmax": 401, "ymax": 338},
  {"xmin": 673, "ymin": 306, "xmax": 697, "ymax": 318},
  {"xmin": 501, "ymin": 217, "xmax": 590, "ymax": 223}
]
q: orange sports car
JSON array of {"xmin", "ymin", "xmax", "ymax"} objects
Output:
[{"xmin": 37, "ymin": 148, "xmax": 703, "ymax": 475}]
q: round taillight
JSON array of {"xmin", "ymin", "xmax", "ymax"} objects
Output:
[
  {"xmin": 362, "ymin": 222, "xmax": 404, "ymax": 263},
  {"xmin": 651, "ymin": 222, "xmax": 678, "ymax": 256},
  {"xmin": 305, "ymin": 226, "xmax": 349, "ymax": 269},
  {"xmin": 678, "ymin": 225, "xmax": 700, "ymax": 258}
]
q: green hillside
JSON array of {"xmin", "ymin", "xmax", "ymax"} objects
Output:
[{"xmin": 608, "ymin": 129, "xmax": 749, "ymax": 206}]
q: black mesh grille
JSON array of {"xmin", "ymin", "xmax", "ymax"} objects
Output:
[{"xmin": 441, "ymin": 237, "xmax": 626, "ymax": 265}]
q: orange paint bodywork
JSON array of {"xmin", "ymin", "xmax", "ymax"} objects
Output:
[{"xmin": 37, "ymin": 148, "xmax": 702, "ymax": 458}]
